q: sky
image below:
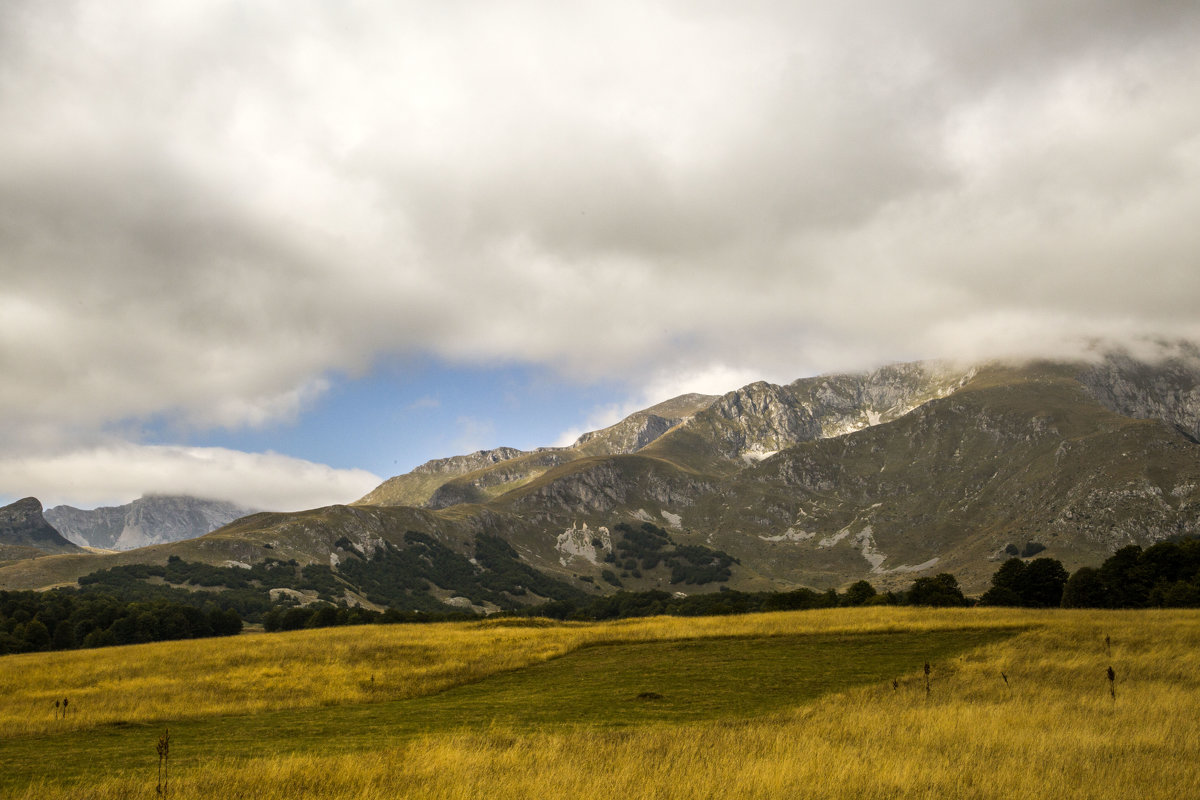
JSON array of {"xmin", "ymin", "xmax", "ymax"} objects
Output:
[{"xmin": 2, "ymin": 1, "xmax": 1199, "ymax": 512}]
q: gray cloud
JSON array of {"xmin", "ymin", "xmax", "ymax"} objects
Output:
[{"xmin": 1, "ymin": 0, "xmax": 1198, "ymax": 502}]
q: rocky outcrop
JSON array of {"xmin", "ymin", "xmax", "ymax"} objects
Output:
[
  {"xmin": 45, "ymin": 495, "xmax": 257, "ymax": 550},
  {"xmin": 0, "ymin": 497, "xmax": 80, "ymax": 555},
  {"xmin": 555, "ymin": 522, "xmax": 613, "ymax": 566}
]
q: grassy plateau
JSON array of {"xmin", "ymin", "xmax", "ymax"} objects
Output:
[{"xmin": 1, "ymin": 607, "xmax": 1197, "ymax": 799}]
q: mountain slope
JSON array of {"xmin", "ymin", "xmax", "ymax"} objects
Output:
[{"xmin": 702, "ymin": 361, "xmax": 1200, "ymax": 590}]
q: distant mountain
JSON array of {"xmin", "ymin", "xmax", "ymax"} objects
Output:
[
  {"xmin": 0, "ymin": 498, "xmax": 81, "ymax": 559},
  {"xmin": 4, "ymin": 347, "xmax": 1199, "ymax": 604},
  {"xmin": 44, "ymin": 495, "xmax": 258, "ymax": 550}
]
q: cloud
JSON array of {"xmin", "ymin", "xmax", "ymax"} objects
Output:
[
  {"xmin": 2, "ymin": 0, "xmax": 1198, "ymax": 495},
  {"xmin": 0, "ymin": 444, "xmax": 381, "ymax": 512},
  {"xmin": 452, "ymin": 416, "xmax": 497, "ymax": 455},
  {"xmin": 405, "ymin": 395, "xmax": 441, "ymax": 412}
]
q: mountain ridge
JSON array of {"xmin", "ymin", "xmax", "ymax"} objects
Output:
[
  {"xmin": 3, "ymin": 349, "xmax": 1199, "ymax": 603},
  {"xmin": 44, "ymin": 495, "xmax": 259, "ymax": 551}
]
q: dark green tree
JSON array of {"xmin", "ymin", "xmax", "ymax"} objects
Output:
[
  {"xmin": 1061, "ymin": 567, "xmax": 1107, "ymax": 608},
  {"xmin": 980, "ymin": 559, "xmax": 1027, "ymax": 606},
  {"xmin": 1021, "ymin": 558, "xmax": 1069, "ymax": 607},
  {"xmin": 1099, "ymin": 545, "xmax": 1149, "ymax": 608},
  {"xmin": 51, "ymin": 620, "xmax": 77, "ymax": 650},
  {"xmin": 23, "ymin": 618, "xmax": 51, "ymax": 651},
  {"xmin": 905, "ymin": 574, "xmax": 968, "ymax": 607},
  {"xmin": 842, "ymin": 580, "xmax": 877, "ymax": 606}
]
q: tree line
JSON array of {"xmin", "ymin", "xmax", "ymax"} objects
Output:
[
  {"xmin": 0, "ymin": 590, "xmax": 241, "ymax": 656},
  {"xmin": 4, "ymin": 537, "xmax": 1197, "ymax": 655},
  {"xmin": 517, "ymin": 537, "xmax": 1200, "ymax": 621}
]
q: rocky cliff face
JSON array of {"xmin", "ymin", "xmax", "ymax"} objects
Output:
[
  {"xmin": 45, "ymin": 495, "xmax": 257, "ymax": 550},
  {"xmin": 643, "ymin": 362, "xmax": 975, "ymax": 468},
  {"xmin": 0, "ymin": 497, "xmax": 80, "ymax": 556},
  {"xmin": 1078, "ymin": 346, "xmax": 1200, "ymax": 441}
]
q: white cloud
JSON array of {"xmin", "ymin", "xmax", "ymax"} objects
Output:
[{"xmin": 0, "ymin": 444, "xmax": 381, "ymax": 512}]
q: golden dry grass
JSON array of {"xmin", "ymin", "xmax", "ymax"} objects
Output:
[
  {"xmin": 5, "ymin": 607, "xmax": 1198, "ymax": 799},
  {"xmin": 0, "ymin": 606, "xmax": 1022, "ymax": 739}
]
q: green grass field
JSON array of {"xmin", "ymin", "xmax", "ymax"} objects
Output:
[{"xmin": 2, "ymin": 608, "xmax": 1197, "ymax": 799}]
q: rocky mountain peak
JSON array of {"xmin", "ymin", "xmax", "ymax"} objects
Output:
[
  {"xmin": 0, "ymin": 497, "xmax": 80, "ymax": 556},
  {"xmin": 0, "ymin": 497, "xmax": 45, "ymax": 523}
]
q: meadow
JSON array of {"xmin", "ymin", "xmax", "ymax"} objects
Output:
[{"xmin": 1, "ymin": 607, "xmax": 1197, "ymax": 799}]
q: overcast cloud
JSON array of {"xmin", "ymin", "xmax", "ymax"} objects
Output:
[{"xmin": 2, "ymin": 1, "xmax": 1198, "ymax": 509}]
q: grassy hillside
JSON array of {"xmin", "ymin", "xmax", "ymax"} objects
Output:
[{"xmin": 3, "ymin": 608, "xmax": 1198, "ymax": 798}]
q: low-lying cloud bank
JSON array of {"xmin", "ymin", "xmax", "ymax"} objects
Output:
[{"xmin": 0, "ymin": 445, "xmax": 381, "ymax": 512}]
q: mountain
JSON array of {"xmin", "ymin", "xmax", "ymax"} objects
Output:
[
  {"xmin": 3, "ymin": 347, "xmax": 1199, "ymax": 604},
  {"xmin": 0, "ymin": 498, "xmax": 81, "ymax": 560},
  {"xmin": 44, "ymin": 495, "xmax": 259, "ymax": 550}
]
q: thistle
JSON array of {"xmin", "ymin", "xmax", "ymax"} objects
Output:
[
  {"xmin": 156, "ymin": 728, "xmax": 171, "ymax": 798},
  {"xmin": 1001, "ymin": 671, "xmax": 1010, "ymax": 694},
  {"xmin": 1106, "ymin": 666, "xmax": 1116, "ymax": 703},
  {"xmin": 924, "ymin": 661, "xmax": 931, "ymax": 699}
]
